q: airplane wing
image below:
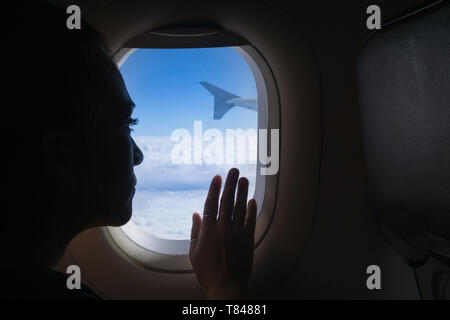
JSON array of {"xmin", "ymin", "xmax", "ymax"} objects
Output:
[{"xmin": 200, "ymin": 81, "xmax": 239, "ymax": 119}]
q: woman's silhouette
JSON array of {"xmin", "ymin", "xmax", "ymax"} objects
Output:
[{"xmin": 1, "ymin": 0, "xmax": 256, "ymax": 299}]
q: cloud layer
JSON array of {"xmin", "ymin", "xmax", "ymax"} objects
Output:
[{"xmin": 125, "ymin": 136, "xmax": 257, "ymax": 240}]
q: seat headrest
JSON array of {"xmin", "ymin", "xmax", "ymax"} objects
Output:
[{"xmin": 357, "ymin": 1, "xmax": 450, "ymax": 266}]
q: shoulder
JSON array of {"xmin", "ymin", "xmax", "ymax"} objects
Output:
[{"xmin": 0, "ymin": 267, "xmax": 102, "ymax": 300}]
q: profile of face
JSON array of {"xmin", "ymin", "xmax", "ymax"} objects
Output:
[
  {"xmin": 0, "ymin": 2, "xmax": 146, "ymax": 269},
  {"xmin": 85, "ymin": 72, "xmax": 144, "ymax": 228}
]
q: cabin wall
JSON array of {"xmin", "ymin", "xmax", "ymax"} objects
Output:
[
  {"xmin": 53, "ymin": 0, "xmax": 426, "ymax": 299},
  {"xmin": 266, "ymin": 0, "xmax": 422, "ymax": 299}
]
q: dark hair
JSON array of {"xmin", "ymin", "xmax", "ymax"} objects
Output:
[{"xmin": 2, "ymin": 1, "xmax": 123, "ymax": 234}]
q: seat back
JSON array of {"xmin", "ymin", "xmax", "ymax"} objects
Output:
[{"xmin": 357, "ymin": 1, "xmax": 450, "ymax": 266}]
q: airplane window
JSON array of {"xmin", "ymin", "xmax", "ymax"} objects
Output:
[{"xmin": 118, "ymin": 47, "xmax": 258, "ymax": 245}]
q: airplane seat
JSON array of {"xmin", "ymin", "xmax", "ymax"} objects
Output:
[{"xmin": 357, "ymin": 0, "xmax": 450, "ymax": 268}]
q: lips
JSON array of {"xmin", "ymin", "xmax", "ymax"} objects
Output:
[{"xmin": 127, "ymin": 186, "xmax": 136, "ymax": 203}]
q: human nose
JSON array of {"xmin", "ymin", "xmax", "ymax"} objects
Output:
[{"xmin": 132, "ymin": 138, "xmax": 143, "ymax": 166}]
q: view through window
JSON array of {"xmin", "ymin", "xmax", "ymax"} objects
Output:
[{"xmin": 119, "ymin": 47, "xmax": 258, "ymax": 240}]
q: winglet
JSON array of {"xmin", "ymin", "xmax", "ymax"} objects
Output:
[{"xmin": 200, "ymin": 82, "xmax": 239, "ymax": 119}]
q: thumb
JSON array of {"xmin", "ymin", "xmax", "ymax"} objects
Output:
[{"xmin": 189, "ymin": 212, "xmax": 202, "ymax": 260}]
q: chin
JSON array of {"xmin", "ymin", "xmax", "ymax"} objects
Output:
[
  {"xmin": 109, "ymin": 185, "xmax": 136, "ymax": 226},
  {"xmin": 109, "ymin": 204, "xmax": 133, "ymax": 227}
]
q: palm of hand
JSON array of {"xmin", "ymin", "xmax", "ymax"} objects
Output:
[{"xmin": 189, "ymin": 168, "xmax": 257, "ymax": 299}]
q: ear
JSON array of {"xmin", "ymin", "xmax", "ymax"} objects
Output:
[{"xmin": 41, "ymin": 130, "xmax": 81, "ymax": 190}]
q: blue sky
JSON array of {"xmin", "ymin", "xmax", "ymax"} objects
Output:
[
  {"xmin": 120, "ymin": 48, "xmax": 257, "ymax": 136},
  {"xmin": 119, "ymin": 47, "xmax": 258, "ymax": 241}
]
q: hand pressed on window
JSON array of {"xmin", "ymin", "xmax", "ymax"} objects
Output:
[{"xmin": 189, "ymin": 168, "xmax": 257, "ymax": 299}]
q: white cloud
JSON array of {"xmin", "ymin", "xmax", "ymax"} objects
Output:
[
  {"xmin": 124, "ymin": 135, "xmax": 257, "ymax": 240},
  {"xmin": 130, "ymin": 189, "xmax": 207, "ymax": 240}
]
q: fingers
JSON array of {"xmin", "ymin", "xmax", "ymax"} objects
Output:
[
  {"xmin": 233, "ymin": 177, "xmax": 249, "ymax": 228},
  {"xmin": 244, "ymin": 199, "xmax": 257, "ymax": 238},
  {"xmin": 189, "ymin": 212, "xmax": 202, "ymax": 260},
  {"xmin": 202, "ymin": 175, "xmax": 222, "ymax": 224},
  {"xmin": 218, "ymin": 168, "xmax": 239, "ymax": 223}
]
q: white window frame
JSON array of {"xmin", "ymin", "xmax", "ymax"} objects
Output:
[{"xmin": 105, "ymin": 38, "xmax": 280, "ymax": 273}]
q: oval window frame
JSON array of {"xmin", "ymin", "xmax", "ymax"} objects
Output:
[{"xmin": 105, "ymin": 29, "xmax": 280, "ymax": 273}]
